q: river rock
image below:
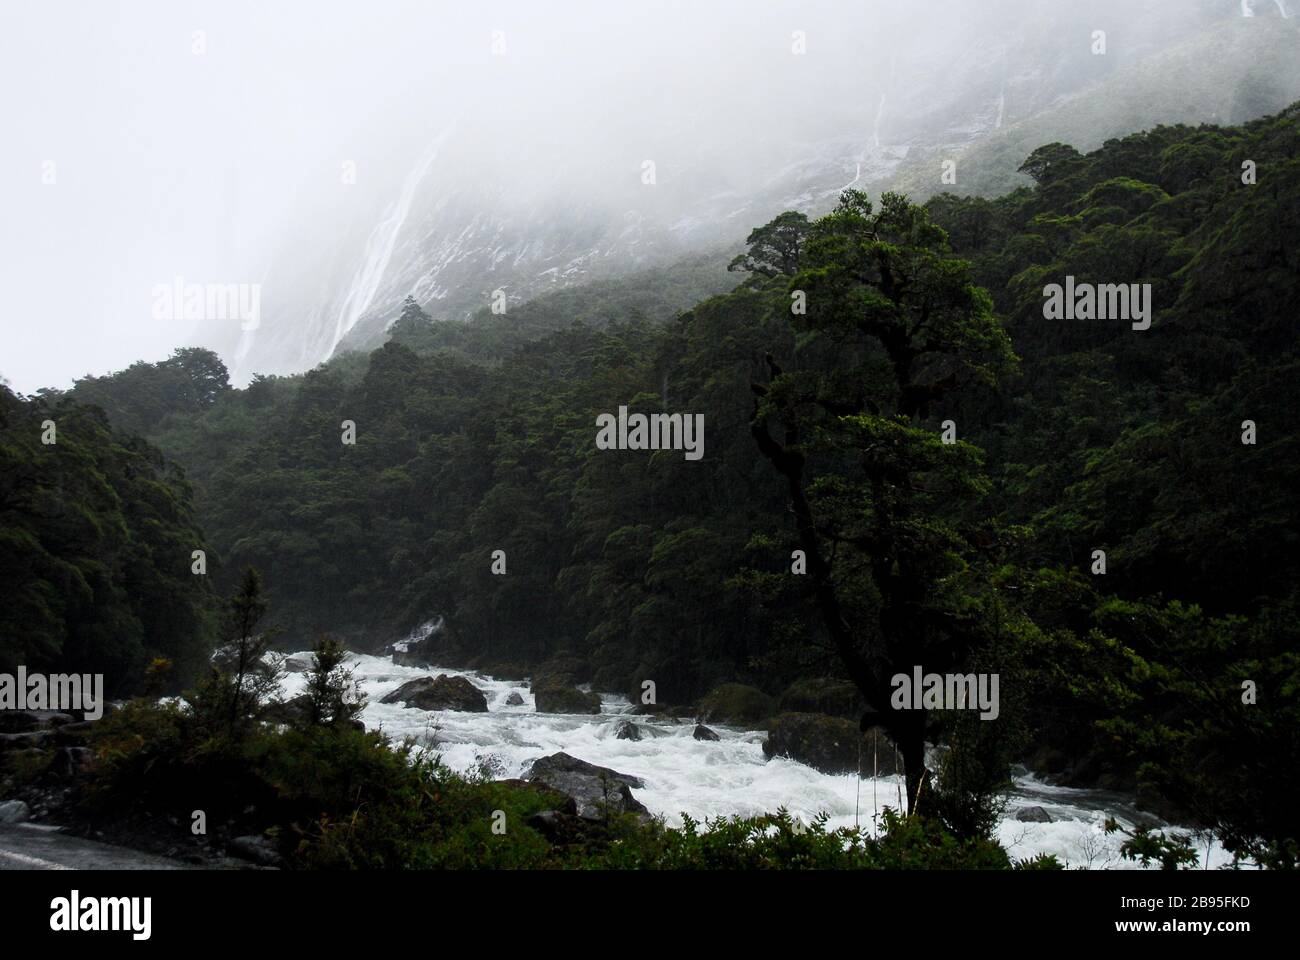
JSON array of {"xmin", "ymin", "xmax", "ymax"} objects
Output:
[
  {"xmin": 532, "ymin": 677, "xmax": 600, "ymax": 714},
  {"xmin": 282, "ymin": 657, "xmax": 311, "ymax": 674},
  {"xmin": 762, "ymin": 712, "xmax": 900, "ymax": 777},
  {"xmin": 692, "ymin": 724, "xmax": 720, "ymax": 741},
  {"xmin": 258, "ymin": 694, "xmax": 312, "ymax": 726},
  {"xmin": 613, "ymin": 720, "xmax": 642, "ymax": 741},
  {"xmin": 228, "ymin": 834, "xmax": 282, "ymax": 867},
  {"xmin": 1015, "ymin": 805, "xmax": 1053, "ymax": 823},
  {"xmin": 380, "ymin": 675, "xmax": 488, "ymax": 712},
  {"xmin": 505, "ymin": 691, "xmax": 525, "ymax": 706},
  {"xmin": 525, "ymin": 752, "xmax": 648, "ymax": 820},
  {"xmin": 0, "ymin": 800, "xmax": 31, "ymax": 824}
]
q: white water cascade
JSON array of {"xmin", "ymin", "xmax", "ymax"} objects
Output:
[{"xmin": 280, "ymin": 652, "xmax": 1244, "ymax": 870}]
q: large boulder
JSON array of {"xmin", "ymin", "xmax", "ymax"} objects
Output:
[
  {"xmin": 613, "ymin": 720, "xmax": 642, "ymax": 741},
  {"xmin": 692, "ymin": 724, "xmax": 720, "ymax": 742},
  {"xmin": 762, "ymin": 712, "xmax": 900, "ymax": 777},
  {"xmin": 380, "ymin": 675, "xmax": 488, "ymax": 712},
  {"xmin": 697, "ymin": 683, "xmax": 776, "ymax": 725},
  {"xmin": 0, "ymin": 800, "xmax": 31, "ymax": 824},
  {"xmin": 228, "ymin": 834, "xmax": 282, "ymax": 867},
  {"xmin": 504, "ymin": 691, "xmax": 525, "ymax": 706},
  {"xmin": 1015, "ymin": 805, "xmax": 1053, "ymax": 823},
  {"xmin": 778, "ymin": 678, "xmax": 863, "ymax": 719},
  {"xmin": 525, "ymin": 752, "xmax": 648, "ymax": 820},
  {"xmin": 260, "ymin": 694, "xmax": 312, "ymax": 726},
  {"xmin": 532, "ymin": 676, "xmax": 601, "ymax": 715}
]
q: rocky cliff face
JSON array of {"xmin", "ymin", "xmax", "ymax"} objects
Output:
[{"xmin": 217, "ymin": 2, "xmax": 1300, "ymax": 383}]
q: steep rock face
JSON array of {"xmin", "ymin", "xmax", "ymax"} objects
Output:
[{"xmin": 218, "ymin": 5, "xmax": 1300, "ymax": 384}]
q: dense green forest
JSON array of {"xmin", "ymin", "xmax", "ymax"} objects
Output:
[
  {"xmin": 0, "ymin": 380, "xmax": 216, "ymax": 692},
  {"xmin": 4, "ymin": 104, "xmax": 1297, "ymax": 865}
]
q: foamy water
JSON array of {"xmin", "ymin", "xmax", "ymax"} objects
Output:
[{"xmin": 280, "ymin": 652, "xmax": 1240, "ymax": 870}]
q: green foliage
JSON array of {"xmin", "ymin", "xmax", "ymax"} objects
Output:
[
  {"xmin": 927, "ymin": 103, "xmax": 1300, "ymax": 864},
  {"xmin": 79, "ymin": 693, "xmax": 1019, "ymax": 870},
  {"xmin": 302, "ymin": 634, "xmax": 365, "ymax": 728},
  {"xmin": 23, "ymin": 103, "xmax": 1300, "ymax": 866},
  {"xmin": 0, "ymin": 384, "xmax": 216, "ymax": 692},
  {"xmin": 1104, "ymin": 818, "xmax": 1200, "ymax": 871},
  {"xmin": 747, "ymin": 188, "xmax": 1020, "ymax": 817},
  {"xmin": 188, "ymin": 568, "xmax": 284, "ymax": 742}
]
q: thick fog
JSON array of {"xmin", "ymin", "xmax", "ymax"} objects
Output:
[{"xmin": 0, "ymin": 0, "xmax": 1264, "ymax": 393}]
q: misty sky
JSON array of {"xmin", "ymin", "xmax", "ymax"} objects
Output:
[{"xmin": 0, "ymin": 0, "xmax": 1237, "ymax": 394}]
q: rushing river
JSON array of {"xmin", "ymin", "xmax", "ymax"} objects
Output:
[{"xmin": 280, "ymin": 652, "xmax": 1239, "ymax": 870}]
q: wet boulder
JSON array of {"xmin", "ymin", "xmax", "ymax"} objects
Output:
[
  {"xmin": 762, "ymin": 712, "xmax": 900, "ymax": 777},
  {"xmin": 692, "ymin": 724, "xmax": 720, "ymax": 742},
  {"xmin": 380, "ymin": 675, "xmax": 488, "ymax": 712},
  {"xmin": 0, "ymin": 800, "xmax": 31, "ymax": 824},
  {"xmin": 505, "ymin": 691, "xmax": 526, "ymax": 706},
  {"xmin": 260, "ymin": 694, "xmax": 312, "ymax": 726},
  {"xmin": 613, "ymin": 720, "xmax": 642, "ymax": 741},
  {"xmin": 228, "ymin": 834, "xmax": 282, "ymax": 867},
  {"xmin": 532, "ymin": 677, "xmax": 600, "ymax": 715},
  {"xmin": 525, "ymin": 752, "xmax": 648, "ymax": 820}
]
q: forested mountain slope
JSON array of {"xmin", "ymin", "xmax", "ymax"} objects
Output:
[{"xmin": 23, "ymin": 104, "xmax": 1297, "ymax": 864}]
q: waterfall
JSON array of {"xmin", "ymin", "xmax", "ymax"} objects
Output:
[
  {"xmin": 996, "ymin": 85, "xmax": 1006, "ymax": 129},
  {"xmin": 838, "ymin": 161, "xmax": 863, "ymax": 195},
  {"xmin": 1244, "ymin": 1, "xmax": 1292, "ymax": 18},
  {"xmin": 273, "ymin": 650, "xmax": 1245, "ymax": 870},
  {"xmin": 873, "ymin": 93, "xmax": 887, "ymax": 149},
  {"xmin": 329, "ymin": 128, "xmax": 452, "ymax": 355},
  {"xmin": 394, "ymin": 616, "xmax": 444, "ymax": 654}
]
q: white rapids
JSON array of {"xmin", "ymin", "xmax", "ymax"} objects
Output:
[{"xmin": 279, "ymin": 652, "xmax": 1242, "ymax": 870}]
